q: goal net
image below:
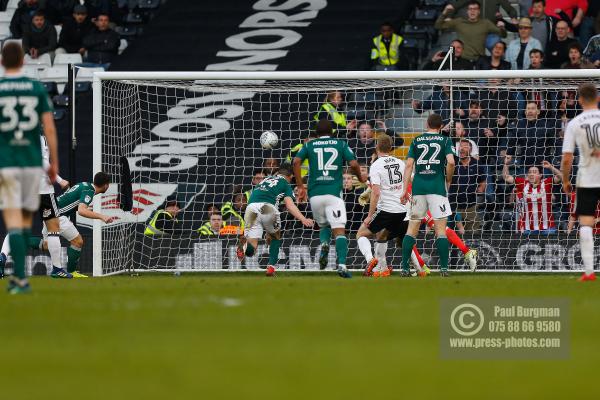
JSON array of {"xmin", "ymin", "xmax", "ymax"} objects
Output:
[{"xmin": 90, "ymin": 70, "xmax": 600, "ymax": 276}]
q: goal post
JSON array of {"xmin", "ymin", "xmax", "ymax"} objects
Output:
[{"xmin": 91, "ymin": 69, "xmax": 600, "ymax": 276}]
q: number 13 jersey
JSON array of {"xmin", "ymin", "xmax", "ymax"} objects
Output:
[
  {"xmin": 296, "ymin": 135, "xmax": 356, "ymax": 198},
  {"xmin": 563, "ymin": 109, "xmax": 600, "ymax": 188},
  {"xmin": 369, "ymin": 155, "xmax": 407, "ymax": 213},
  {"xmin": 407, "ymin": 132, "xmax": 454, "ymax": 196}
]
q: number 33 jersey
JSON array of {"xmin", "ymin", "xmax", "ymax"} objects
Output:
[
  {"xmin": 407, "ymin": 132, "xmax": 454, "ymax": 196},
  {"xmin": 369, "ymin": 155, "xmax": 407, "ymax": 213},
  {"xmin": 563, "ymin": 109, "xmax": 600, "ymax": 188},
  {"xmin": 0, "ymin": 75, "xmax": 53, "ymax": 169}
]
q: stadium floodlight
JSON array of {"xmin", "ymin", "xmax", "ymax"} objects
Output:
[{"xmin": 92, "ymin": 69, "xmax": 600, "ymax": 276}]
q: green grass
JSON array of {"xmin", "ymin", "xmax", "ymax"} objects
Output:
[{"xmin": 1, "ymin": 273, "xmax": 598, "ymax": 400}]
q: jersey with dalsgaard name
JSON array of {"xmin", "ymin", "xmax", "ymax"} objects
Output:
[
  {"xmin": 57, "ymin": 182, "xmax": 95, "ymax": 217},
  {"xmin": 248, "ymin": 175, "xmax": 294, "ymax": 207},
  {"xmin": 295, "ymin": 136, "xmax": 356, "ymax": 198},
  {"xmin": 407, "ymin": 132, "xmax": 454, "ymax": 196},
  {"xmin": 39, "ymin": 135, "xmax": 54, "ymax": 194},
  {"xmin": 0, "ymin": 75, "xmax": 54, "ymax": 169},
  {"xmin": 369, "ymin": 155, "xmax": 407, "ymax": 213},
  {"xmin": 563, "ymin": 109, "xmax": 600, "ymax": 188}
]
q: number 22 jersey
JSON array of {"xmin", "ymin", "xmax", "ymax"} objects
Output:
[{"xmin": 407, "ymin": 132, "xmax": 454, "ymax": 196}]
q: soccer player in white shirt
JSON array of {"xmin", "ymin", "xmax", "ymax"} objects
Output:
[
  {"xmin": 356, "ymin": 135, "xmax": 416, "ymax": 276},
  {"xmin": 561, "ymin": 83, "xmax": 600, "ymax": 282}
]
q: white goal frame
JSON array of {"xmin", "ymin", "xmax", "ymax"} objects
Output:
[{"xmin": 92, "ymin": 69, "xmax": 600, "ymax": 276}]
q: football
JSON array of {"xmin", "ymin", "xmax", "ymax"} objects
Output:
[{"xmin": 260, "ymin": 130, "xmax": 279, "ymax": 149}]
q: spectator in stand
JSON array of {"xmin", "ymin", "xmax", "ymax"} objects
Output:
[
  {"xmin": 220, "ymin": 190, "xmax": 247, "ymax": 235},
  {"xmin": 529, "ymin": 48, "xmax": 546, "ymax": 68},
  {"xmin": 448, "ymin": 139, "xmax": 487, "ymax": 231},
  {"xmin": 522, "ymin": 0, "xmax": 573, "ymax": 51},
  {"xmin": 545, "ymin": 0, "xmax": 588, "ymax": 28},
  {"xmin": 412, "ymin": 85, "xmax": 470, "ymax": 125},
  {"xmin": 434, "ymin": 1, "xmax": 507, "ymax": 63},
  {"xmin": 343, "ymin": 172, "xmax": 364, "ymax": 232},
  {"xmin": 506, "ymin": 18, "xmax": 543, "ymax": 70},
  {"xmin": 443, "ymin": 121, "xmax": 480, "ymax": 159},
  {"xmin": 460, "ymin": 100, "xmax": 497, "ymax": 163},
  {"xmin": 579, "ymin": 1, "xmax": 599, "ymax": 46},
  {"xmin": 56, "ymin": 5, "xmax": 94, "ymax": 56},
  {"xmin": 450, "ymin": 0, "xmax": 517, "ymax": 50},
  {"xmin": 198, "ymin": 213, "xmax": 224, "ymax": 236},
  {"xmin": 507, "ymin": 102, "xmax": 558, "ymax": 168},
  {"xmin": 502, "ymin": 155, "xmax": 562, "ymax": 233},
  {"xmin": 370, "ymin": 22, "xmax": 406, "ymax": 70},
  {"xmin": 44, "ymin": 0, "xmax": 78, "ymax": 25},
  {"xmin": 561, "ymin": 42, "xmax": 596, "ymax": 68},
  {"xmin": 312, "ymin": 91, "xmax": 357, "ymax": 135},
  {"xmin": 251, "ymin": 169, "xmax": 265, "ymax": 186},
  {"xmin": 545, "ymin": 20, "xmax": 579, "ymax": 68},
  {"xmin": 82, "ymin": 13, "xmax": 120, "ymax": 66},
  {"xmin": 349, "ymin": 120, "xmax": 387, "ymax": 164},
  {"xmin": 423, "ymin": 39, "xmax": 474, "ymax": 70},
  {"xmin": 475, "ymin": 40, "xmax": 511, "ymax": 70},
  {"xmin": 9, "ymin": 0, "xmax": 40, "ymax": 39},
  {"xmin": 23, "ymin": 11, "xmax": 57, "ymax": 61},
  {"xmin": 583, "ymin": 33, "xmax": 600, "ymax": 67},
  {"xmin": 262, "ymin": 158, "xmax": 279, "ymax": 175}
]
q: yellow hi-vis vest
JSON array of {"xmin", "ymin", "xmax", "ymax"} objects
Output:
[
  {"xmin": 371, "ymin": 34, "xmax": 403, "ymax": 66},
  {"xmin": 221, "ymin": 201, "xmax": 245, "ymax": 230},
  {"xmin": 286, "ymin": 142, "xmax": 309, "ymax": 178},
  {"xmin": 313, "ymin": 102, "xmax": 347, "ymax": 131},
  {"xmin": 144, "ymin": 210, "xmax": 173, "ymax": 236}
]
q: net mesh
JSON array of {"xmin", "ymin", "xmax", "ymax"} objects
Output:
[{"xmin": 94, "ymin": 75, "xmax": 600, "ymax": 275}]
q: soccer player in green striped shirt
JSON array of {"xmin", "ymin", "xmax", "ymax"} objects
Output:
[
  {"xmin": 0, "ymin": 43, "xmax": 59, "ymax": 294},
  {"xmin": 400, "ymin": 114, "xmax": 455, "ymax": 277},
  {"xmin": 236, "ymin": 164, "xmax": 314, "ymax": 276},
  {"xmin": 293, "ymin": 119, "xmax": 366, "ymax": 278}
]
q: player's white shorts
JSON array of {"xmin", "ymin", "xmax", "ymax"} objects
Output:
[
  {"xmin": 243, "ymin": 202, "xmax": 281, "ymax": 239},
  {"xmin": 0, "ymin": 167, "xmax": 43, "ymax": 212},
  {"xmin": 309, "ymin": 194, "xmax": 347, "ymax": 229},
  {"xmin": 42, "ymin": 215, "xmax": 80, "ymax": 242},
  {"xmin": 410, "ymin": 194, "xmax": 452, "ymax": 220}
]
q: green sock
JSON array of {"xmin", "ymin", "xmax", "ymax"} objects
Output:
[
  {"xmin": 268, "ymin": 239, "xmax": 281, "ymax": 266},
  {"xmin": 27, "ymin": 235, "xmax": 42, "ymax": 250},
  {"xmin": 401, "ymin": 235, "xmax": 416, "ymax": 272},
  {"xmin": 319, "ymin": 227, "xmax": 331, "ymax": 246},
  {"xmin": 245, "ymin": 242, "xmax": 255, "ymax": 257},
  {"xmin": 8, "ymin": 230, "xmax": 26, "ymax": 279},
  {"xmin": 67, "ymin": 245, "xmax": 82, "ymax": 273},
  {"xmin": 436, "ymin": 236, "xmax": 450, "ymax": 272},
  {"xmin": 335, "ymin": 235, "xmax": 348, "ymax": 267}
]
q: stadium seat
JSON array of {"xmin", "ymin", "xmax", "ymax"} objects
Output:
[
  {"xmin": 413, "ymin": 8, "xmax": 438, "ymax": 23},
  {"xmin": 138, "ymin": 0, "xmax": 161, "ymax": 9},
  {"xmin": 7, "ymin": 0, "xmax": 19, "ymax": 7},
  {"xmin": 0, "ymin": 23, "xmax": 10, "ymax": 40},
  {"xmin": 125, "ymin": 13, "xmax": 143, "ymax": 24},
  {"xmin": 115, "ymin": 26, "xmax": 138, "ymax": 37},
  {"xmin": 2, "ymin": 38, "xmax": 22, "ymax": 49},
  {"xmin": 53, "ymin": 94, "xmax": 69, "ymax": 107},
  {"xmin": 24, "ymin": 53, "xmax": 52, "ymax": 69},
  {"xmin": 0, "ymin": 12, "xmax": 12, "ymax": 23},
  {"xmin": 21, "ymin": 65, "xmax": 39, "ymax": 79},
  {"xmin": 75, "ymin": 81, "xmax": 91, "ymax": 92},
  {"xmin": 54, "ymin": 53, "xmax": 83, "ymax": 66},
  {"xmin": 118, "ymin": 39, "xmax": 128, "ymax": 55},
  {"xmin": 76, "ymin": 67, "xmax": 104, "ymax": 82},
  {"xmin": 40, "ymin": 65, "xmax": 69, "ymax": 83},
  {"xmin": 52, "ymin": 108, "xmax": 66, "ymax": 120}
]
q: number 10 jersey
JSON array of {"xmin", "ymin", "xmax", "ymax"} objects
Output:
[
  {"xmin": 407, "ymin": 132, "xmax": 454, "ymax": 196},
  {"xmin": 563, "ymin": 109, "xmax": 600, "ymax": 188}
]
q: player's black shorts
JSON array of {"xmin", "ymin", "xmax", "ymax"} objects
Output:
[
  {"xmin": 575, "ymin": 187, "xmax": 600, "ymax": 217},
  {"xmin": 39, "ymin": 193, "xmax": 59, "ymax": 221},
  {"xmin": 369, "ymin": 210, "xmax": 408, "ymax": 240}
]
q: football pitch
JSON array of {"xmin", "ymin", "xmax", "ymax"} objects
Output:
[{"xmin": 1, "ymin": 273, "xmax": 598, "ymax": 400}]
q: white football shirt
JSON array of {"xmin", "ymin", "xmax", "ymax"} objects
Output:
[
  {"xmin": 369, "ymin": 155, "xmax": 407, "ymax": 213},
  {"xmin": 563, "ymin": 109, "xmax": 600, "ymax": 188},
  {"xmin": 39, "ymin": 135, "xmax": 54, "ymax": 195}
]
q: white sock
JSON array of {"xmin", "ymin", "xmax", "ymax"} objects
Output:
[
  {"xmin": 357, "ymin": 236, "xmax": 373, "ymax": 263},
  {"xmin": 580, "ymin": 226, "xmax": 594, "ymax": 275},
  {"xmin": 1, "ymin": 235, "xmax": 10, "ymax": 256},
  {"xmin": 47, "ymin": 233, "xmax": 62, "ymax": 268},
  {"xmin": 374, "ymin": 241, "xmax": 387, "ymax": 270}
]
